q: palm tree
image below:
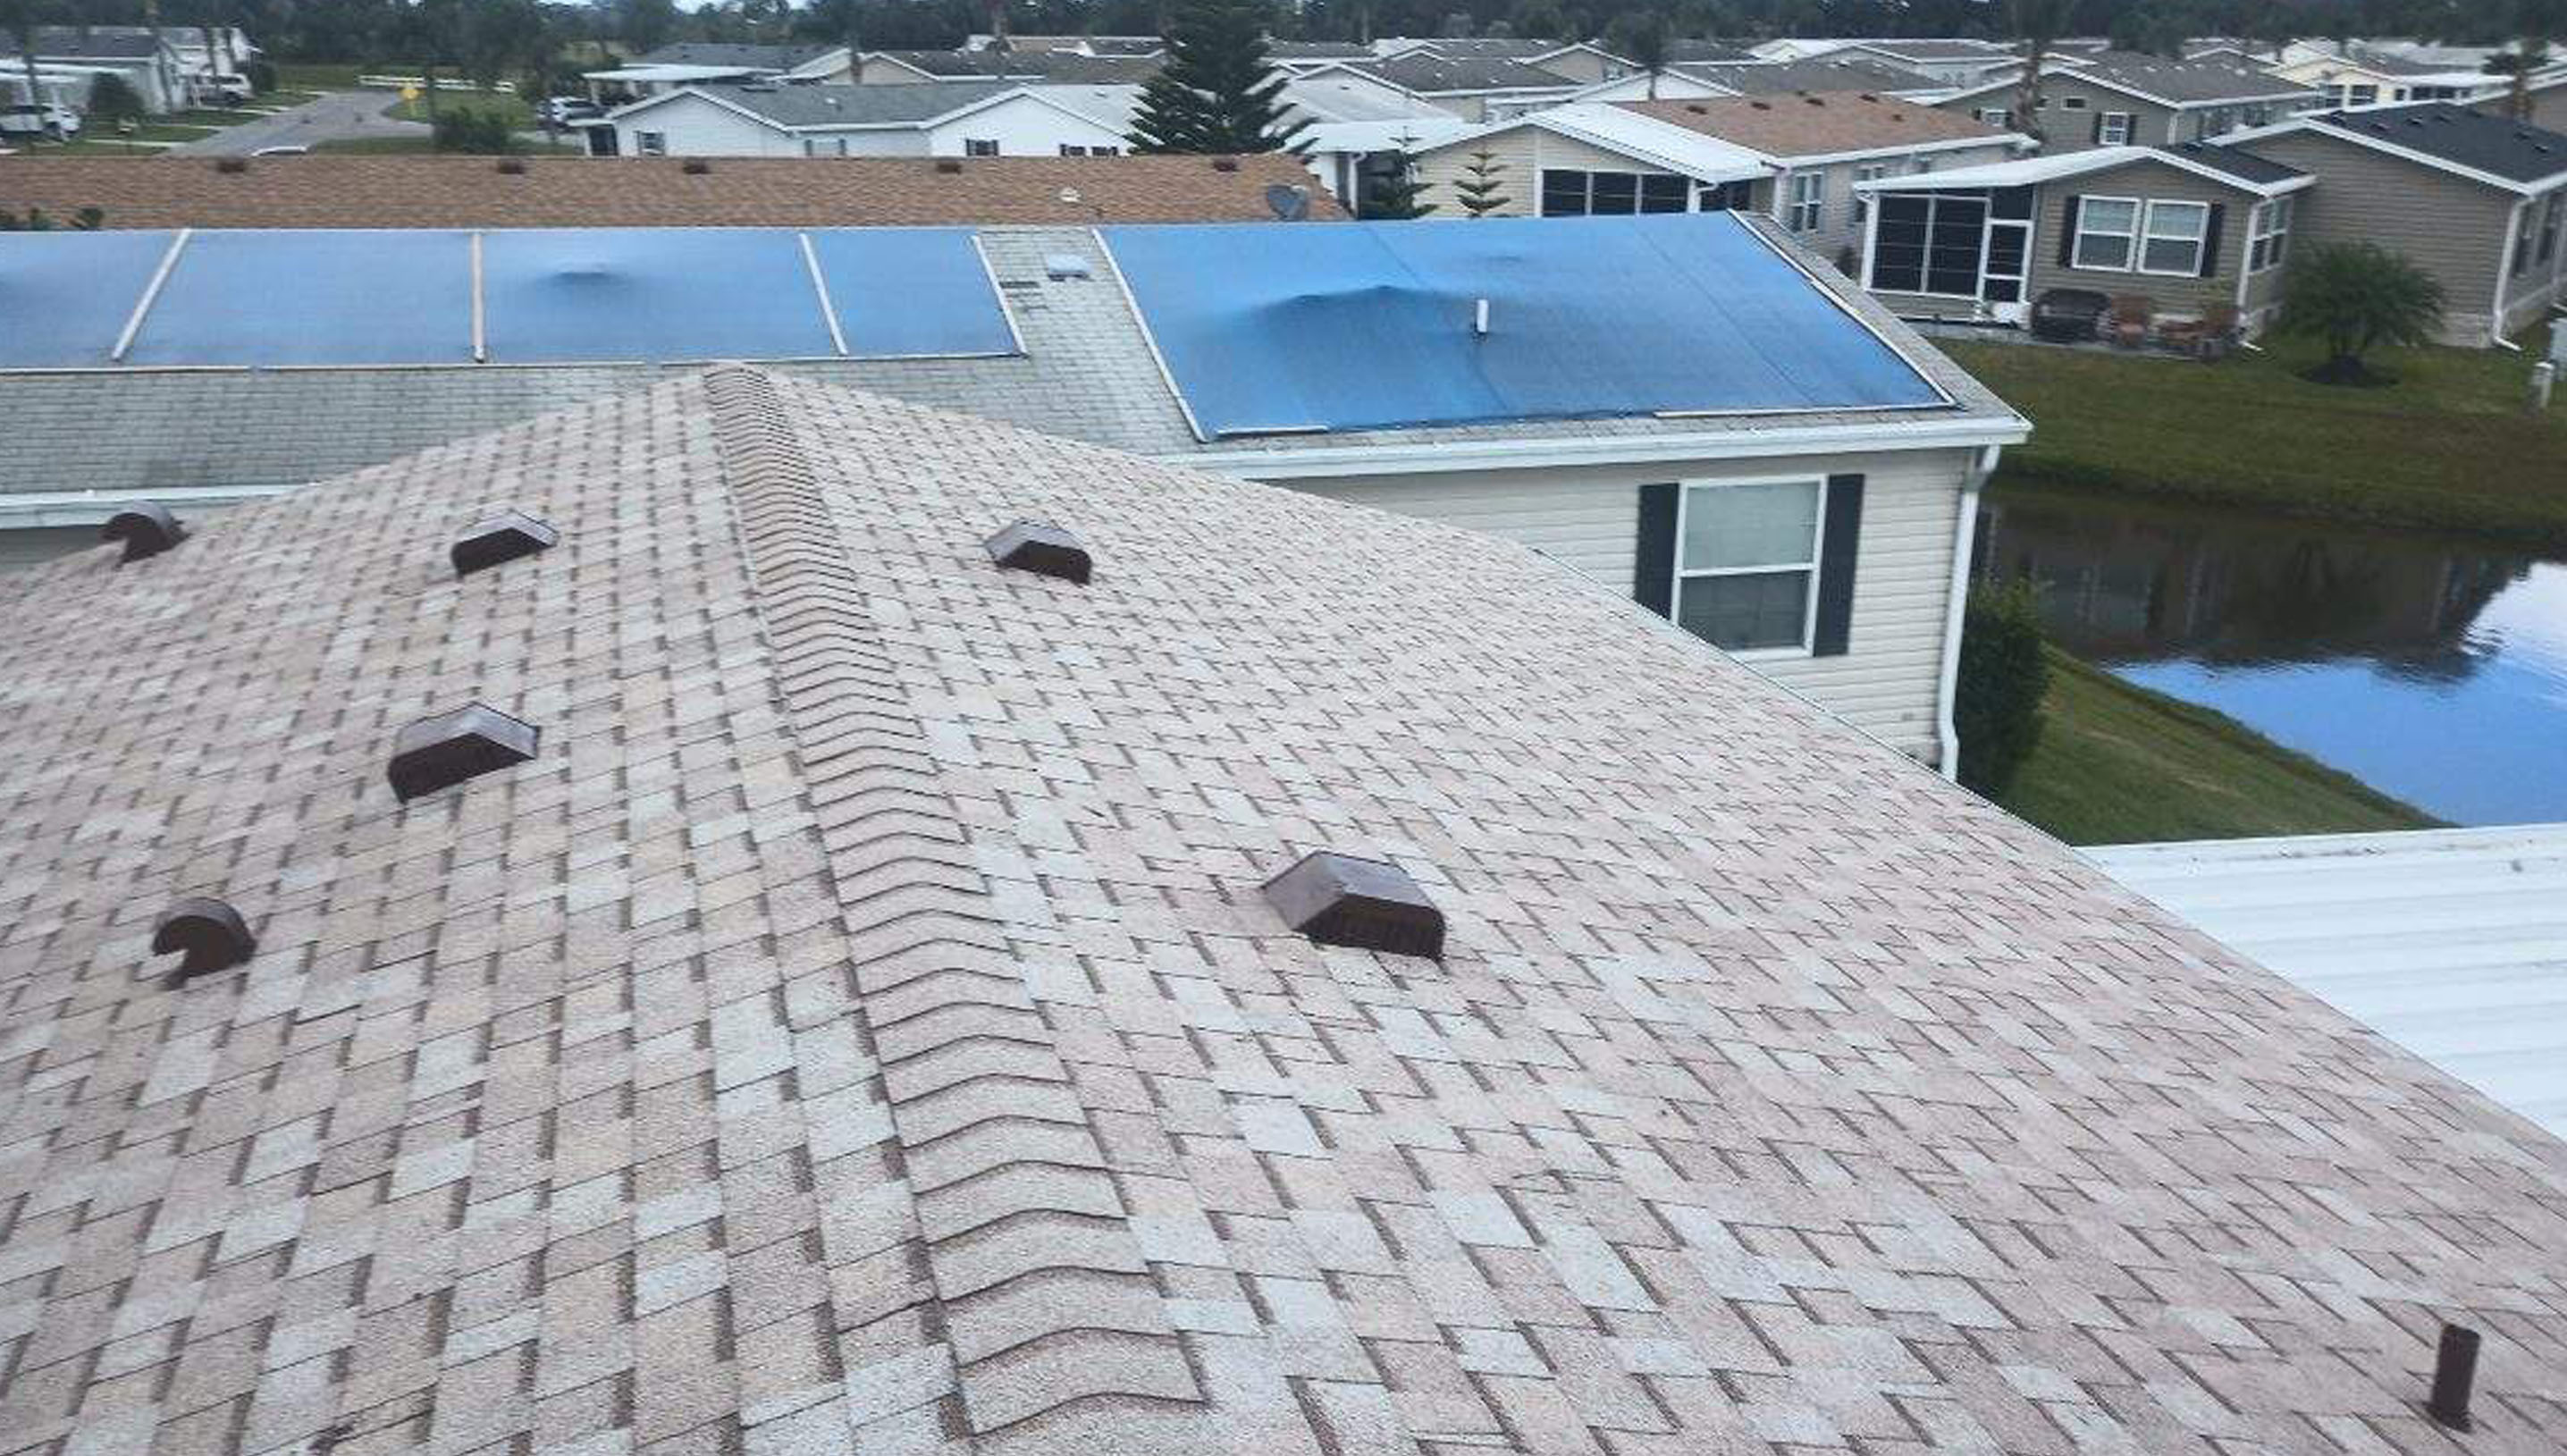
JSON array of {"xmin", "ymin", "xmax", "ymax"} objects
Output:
[
  {"xmin": 2277, "ymin": 241, "xmax": 2449, "ymax": 385},
  {"xmin": 1, "ymin": 0, "xmax": 55, "ymax": 137},
  {"xmin": 2007, "ymin": 0, "xmax": 2074, "ymax": 148},
  {"xmin": 2485, "ymin": 41, "xmax": 2554, "ymax": 122}
]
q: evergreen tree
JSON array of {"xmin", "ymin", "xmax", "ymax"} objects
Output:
[
  {"xmin": 1452, "ymin": 147, "xmax": 1511, "ymax": 216},
  {"xmin": 1360, "ymin": 156, "xmax": 1437, "ymax": 218},
  {"xmin": 1128, "ymin": 0, "xmax": 1305, "ymax": 154}
]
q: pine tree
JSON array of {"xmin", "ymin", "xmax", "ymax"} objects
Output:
[
  {"xmin": 1360, "ymin": 157, "xmax": 1437, "ymax": 219},
  {"xmin": 1452, "ymin": 147, "xmax": 1511, "ymax": 217},
  {"xmin": 1127, "ymin": 0, "xmax": 1306, "ymax": 155}
]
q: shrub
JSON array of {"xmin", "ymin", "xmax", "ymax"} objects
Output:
[
  {"xmin": 2277, "ymin": 240, "xmax": 2447, "ymax": 385},
  {"xmin": 86, "ymin": 74, "xmax": 148, "ymax": 125},
  {"xmin": 1956, "ymin": 577, "xmax": 2049, "ymax": 795},
  {"xmin": 0, "ymin": 206, "xmax": 105, "ymax": 231},
  {"xmin": 244, "ymin": 59, "xmax": 278, "ymax": 95},
  {"xmin": 432, "ymin": 108, "xmax": 520, "ymax": 155}
]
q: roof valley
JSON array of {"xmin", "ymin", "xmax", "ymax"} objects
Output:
[{"xmin": 703, "ymin": 366, "xmax": 1208, "ymax": 1443}]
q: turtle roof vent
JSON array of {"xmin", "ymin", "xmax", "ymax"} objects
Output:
[
  {"xmin": 153, "ymin": 897, "xmax": 256, "ymax": 979},
  {"xmin": 1263, "ymin": 850, "xmax": 1444, "ymax": 960},
  {"xmin": 450, "ymin": 509, "xmax": 560, "ymax": 577},
  {"xmin": 102, "ymin": 502, "xmax": 186, "ymax": 564},
  {"xmin": 985, "ymin": 519, "xmax": 1092, "ymax": 585},
  {"xmin": 1044, "ymin": 252, "xmax": 1091, "ymax": 279},
  {"xmin": 389, "ymin": 703, "xmax": 541, "ymax": 802}
]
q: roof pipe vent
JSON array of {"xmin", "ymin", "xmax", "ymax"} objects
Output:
[
  {"xmin": 153, "ymin": 897, "xmax": 256, "ymax": 978},
  {"xmin": 1262, "ymin": 851, "xmax": 1444, "ymax": 960},
  {"xmin": 450, "ymin": 510, "xmax": 560, "ymax": 577},
  {"xmin": 985, "ymin": 519, "xmax": 1092, "ymax": 585},
  {"xmin": 389, "ymin": 703, "xmax": 541, "ymax": 802},
  {"xmin": 2428, "ymin": 1323, "xmax": 2480, "ymax": 1430},
  {"xmin": 102, "ymin": 503, "xmax": 186, "ymax": 563}
]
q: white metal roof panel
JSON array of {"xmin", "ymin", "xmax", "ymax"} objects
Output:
[{"xmin": 2089, "ymin": 824, "xmax": 2567, "ymax": 1138}]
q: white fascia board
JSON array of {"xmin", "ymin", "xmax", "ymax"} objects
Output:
[
  {"xmin": 1157, "ymin": 416, "xmax": 2030, "ymax": 480},
  {"xmin": 607, "ymin": 87, "xmax": 795, "ymax": 135},
  {"xmin": 1781, "ymin": 131, "xmax": 2033, "ymax": 166},
  {"xmin": 1, "ymin": 483, "xmax": 296, "ymax": 527}
]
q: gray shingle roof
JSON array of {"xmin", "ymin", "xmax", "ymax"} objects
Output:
[
  {"xmin": 1680, "ymin": 56, "xmax": 1940, "ymax": 95},
  {"xmin": 0, "ymin": 221, "xmax": 2016, "ymax": 505},
  {"xmin": 18, "ymin": 24, "xmax": 170, "ymax": 59},
  {"xmin": 633, "ymin": 40, "xmax": 837, "ymax": 70},
  {"xmin": 871, "ymin": 48, "xmax": 1162, "ymax": 82},
  {"xmin": 1846, "ymin": 37, "xmax": 2014, "ymax": 61},
  {"xmin": 2053, "ymin": 50, "xmax": 2316, "ymax": 105},
  {"xmin": 679, "ymin": 80, "xmax": 1019, "ymax": 128},
  {"xmin": 1343, "ymin": 52, "xmax": 1582, "ymax": 94},
  {"xmin": 6, "ymin": 353, "xmax": 2567, "ymax": 1456},
  {"xmin": 2302, "ymin": 101, "xmax": 2567, "ymax": 185},
  {"xmin": 2167, "ymin": 140, "xmax": 2305, "ymax": 186}
]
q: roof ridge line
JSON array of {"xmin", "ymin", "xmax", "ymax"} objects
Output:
[{"xmin": 701, "ymin": 364, "xmax": 1207, "ymax": 1439}]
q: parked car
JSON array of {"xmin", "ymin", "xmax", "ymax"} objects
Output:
[
  {"xmin": 540, "ymin": 97, "xmax": 603, "ymax": 125},
  {"xmin": 0, "ymin": 104, "xmax": 82, "ymax": 139},
  {"xmin": 206, "ymin": 74, "xmax": 256, "ymax": 105},
  {"xmin": 249, "ymin": 144, "xmax": 309, "ymax": 156}
]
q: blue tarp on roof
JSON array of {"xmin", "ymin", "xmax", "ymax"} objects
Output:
[
  {"xmin": 480, "ymin": 228, "xmax": 837, "ymax": 363},
  {"xmin": 807, "ymin": 228, "xmax": 1015, "ymax": 358},
  {"xmin": 128, "ymin": 230, "xmax": 474, "ymax": 366},
  {"xmin": 1100, "ymin": 213, "xmax": 1948, "ymax": 438},
  {"xmin": 0, "ymin": 230, "xmax": 173, "ymax": 368}
]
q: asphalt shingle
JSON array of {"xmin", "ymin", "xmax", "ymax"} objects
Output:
[{"xmin": 3, "ymin": 364, "xmax": 2567, "ymax": 1454}]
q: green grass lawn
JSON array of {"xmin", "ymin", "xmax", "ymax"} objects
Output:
[
  {"xmin": 382, "ymin": 90, "xmax": 537, "ymax": 129},
  {"xmin": 1947, "ymin": 331, "xmax": 2567, "ymax": 551},
  {"xmin": 1997, "ymin": 647, "xmax": 2439, "ymax": 846},
  {"xmin": 274, "ymin": 62, "xmax": 366, "ymax": 90}
]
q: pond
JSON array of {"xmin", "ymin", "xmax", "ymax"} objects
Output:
[{"xmin": 1978, "ymin": 487, "xmax": 2567, "ymax": 828}]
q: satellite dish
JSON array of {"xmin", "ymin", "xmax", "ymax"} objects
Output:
[{"xmin": 1264, "ymin": 182, "xmax": 1310, "ymax": 221}]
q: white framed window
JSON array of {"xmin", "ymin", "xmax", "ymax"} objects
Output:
[
  {"xmin": 804, "ymin": 137, "xmax": 850, "ymax": 156},
  {"xmin": 1786, "ymin": 170, "xmax": 1825, "ymax": 231},
  {"xmin": 1851, "ymin": 162, "xmax": 1888, "ymax": 224},
  {"xmin": 964, "ymin": 137, "xmax": 999, "ymax": 156},
  {"xmin": 1974, "ymin": 106, "xmax": 2012, "ymax": 127},
  {"xmin": 2139, "ymin": 198, "xmax": 2210, "ymax": 274},
  {"xmin": 2061, "ymin": 94, "xmax": 2090, "ymax": 111},
  {"xmin": 1672, "ymin": 479, "xmax": 1827, "ymax": 655},
  {"xmin": 2098, "ymin": 111, "xmax": 2134, "ymax": 145},
  {"xmin": 1540, "ymin": 169, "xmax": 1689, "ymax": 216},
  {"xmin": 2248, "ymin": 196, "xmax": 2293, "ymax": 273},
  {"xmin": 2071, "ymin": 195, "xmax": 2140, "ymax": 269},
  {"xmin": 635, "ymin": 130, "xmax": 668, "ymax": 156},
  {"xmin": 2344, "ymin": 83, "xmax": 2378, "ymax": 105}
]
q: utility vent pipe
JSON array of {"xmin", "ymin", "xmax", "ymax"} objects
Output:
[
  {"xmin": 1473, "ymin": 298, "xmax": 1491, "ymax": 336},
  {"xmin": 2428, "ymin": 1323, "xmax": 2480, "ymax": 1430},
  {"xmin": 102, "ymin": 503, "xmax": 186, "ymax": 563}
]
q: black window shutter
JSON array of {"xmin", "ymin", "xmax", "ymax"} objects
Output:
[
  {"xmin": 2058, "ymin": 196, "xmax": 2083, "ymax": 265},
  {"xmin": 2091, "ymin": 111, "xmax": 2105, "ymax": 143},
  {"xmin": 2198, "ymin": 201, "xmax": 2226, "ymax": 277},
  {"xmin": 1634, "ymin": 482, "xmax": 1679, "ymax": 618},
  {"xmin": 1813, "ymin": 475, "xmax": 1865, "ymax": 657}
]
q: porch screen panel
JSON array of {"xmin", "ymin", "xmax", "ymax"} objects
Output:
[{"xmin": 1924, "ymin": 196, "xmax": 1987, "ymax": 297}]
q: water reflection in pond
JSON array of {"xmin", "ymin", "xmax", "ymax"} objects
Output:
[{"xmin": 1977, "ymin": 487, "xmax": 2567, "ymax": 827}]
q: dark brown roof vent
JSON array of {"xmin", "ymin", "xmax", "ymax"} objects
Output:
[
  {"xmin": 496, "ymin": 157, "xmax": 527, "ymax": 174},
  {"xmin": 1212, "ymin": 156, "xmax": 1240, "ymax": 172},
  {"xmin": 1263, "ymin": 851, "xmax": 1443, "ymax": 959},
  {"xmin": 984, "ymin": 519, "xmax": 1091, "ymax": 585},
  {"xmin": 153, "ymin": 897, "xmax": 255, "ymax": 978},
  {"xmin": 389, "ymin": 703, "xmax": 540, "ymax": 802},
  {"xmin": 683, "ymin": 158, "xmax": 711, "ymax": 173},
  {"xmin": 450, "ymin": 510, "xmax": 559, "ymax": 577},
  {"xmin": 1749, "ymin": 99, "xmax": 1772, "ymax": 110},
  {"xmin": 936, "ymin": 158, "xmax": 964, "ymax": 173},
  {"xmin": 102, "ymin": 503, "xmax": 186, "ymax": 563},
  {"xmin": 215, "ymin": 156, "xmax": 248, "ymax": 173}
]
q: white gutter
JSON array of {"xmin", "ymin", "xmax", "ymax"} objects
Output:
[
  {"xmin": 1162, "ymin": 414, "xmax": 2030, "ymax": 479},
  {"xmin": 1, "ymin": 483, "xmax": 297, "ymax": 528},
  {"xmin": 1933, "ymin": 442, "xmax": 1998, "ymax": 779},
  {"xmin": 2495, "ymin": 197, "xmax": 2531, "ymax": 349}
]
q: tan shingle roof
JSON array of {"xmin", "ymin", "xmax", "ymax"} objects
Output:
[
  {"xmin": 4, "ymin": 369, "xmax": 2567, "ymax": 1454},
  {"xmin": 1618, "ymin": 92, "xmax": 2014, "ymax": 156},
  {"xmin": 0, "ymin": 154, "xmax": 1346, "ymax": 230}
]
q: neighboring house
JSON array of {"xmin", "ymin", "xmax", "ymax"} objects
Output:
[
  {"xmin": 13, "ymin": 346, "xmax": 2567, "ymax": 1456},
  {"xmin": 1855, "ymin": 142, "xmax": 2311, "ymax": 333},
  {"xmin": 1266, "ymin": 39, "xmax": 1377, "ymax": 67},
  {"xmin": 1401, "ymin": 105, "xmax": 1773, "ymax": 218},
  {"xmin": 582, "ymin": 41, "xmax": 844, "ymax": 101},
  {"xmin": 1664, "ymin": 38, "xmax": 1761, "ymax": 63},
  {"xmin": 1616, "ymin": 95, "xmax": 2027, "ymax": 264},
  {"xmin": 846, "ymin": 48, "xmax": 1162, "ymax": 86},
  {"xmin": 593, "ymin": 82, "xmax": 1137, "ymax": 158},
  {"xmin": 2477, "ymin": 71, "xmax": 2567, "ymax": 132},
  {"xmin": 1296, "ymin": 116, "xmax": 1477, "ymax": 206},
  {"xmin": 1828, "ymin": 37, "xmax": 2025, "ymax": 86},
  {"xmin": 0, "ymin": 26, "xmax": 189, "ymax": 114},
  {"xmin": 2230, "ymin": 103, "xmax": 2567, "ymax": 345},
  {"xmin": 0, "ymin": 154, "xmax": 1342, "ymax": 228},
  {"xmin": 1321, "ymin": 53, "xmax": 1584, "ymax": 122},
  {"xmin": 0, "ymin": 215, "xmax": 2026, "ymax": 769},
  {"xmin": 1390, "ymin": 37, "xmax": 1640, "ymax": 86},
  {"xmin": 1678, "ymin": 55, "xmax": 1947, "ymax": 99},
  {"xmin": 1933, "ymin": 52, "xmax": 2316, "ymax": 150},
  {"xmin": 1278, "ymin": 66, "xmax": 1454, "ymax": 126},
  {"xmin": 1563, "ymin": 69, "xmax": 1735, "ymax": 105},
  {"xmin": 2268, "ymin": 42, "xmax": 2503, "ymax": 109}
]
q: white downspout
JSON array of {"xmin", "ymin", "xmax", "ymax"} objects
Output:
[
  {"xmin": 1934, "ymin": 443, "xmax": 2000, "ymax": 780},
  {"xmin": 2494, "ymin": 197, "xmax": 2530, "ymax": 350}
]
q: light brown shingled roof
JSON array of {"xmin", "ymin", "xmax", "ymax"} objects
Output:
[
  {"xmin": 1619, "ymin": 92, "xmax": 2016, "ymax": 156},
  {"xmin": 0, "ymin": 153, "xmax": 1345, "ymax": 230},
  {"xmin": 4, "ymin": 370, "xmax": 2566, "ymax": 1454}
]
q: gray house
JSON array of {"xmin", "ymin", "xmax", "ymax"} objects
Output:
[
  {"xmin": 1855, "ymin": 142, "xmax": 2310, "ymax": 335},
  {"xmin": 1934, "ymin": 52, "xmax": 2316, "ymax": 153},
  {"xmin": 2232, "ymin": 103, "xmax": 2567, "ymax": 346}
]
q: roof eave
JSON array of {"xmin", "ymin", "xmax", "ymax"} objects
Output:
[{"xmin": 1165, "ymin": 413, "xmax": 2031, "ymax": 480}]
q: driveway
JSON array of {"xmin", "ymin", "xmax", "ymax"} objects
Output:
[{"xmin": 168, "ymin": 91, "xmax": 428, "ymax": 156}]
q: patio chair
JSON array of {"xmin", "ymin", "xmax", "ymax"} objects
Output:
[
  {"xmin": 2159, "ymin": 302, "xmax": 2243, "ymax": 358},
  {"xmin": 2108, "ymin": 295, "xmax": 2156, "ymax": 349}
]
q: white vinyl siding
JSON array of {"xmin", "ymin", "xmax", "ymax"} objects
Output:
[{"xmin": 1282, "ymin": 447, "xmax": 1976, "ymax": 762}]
